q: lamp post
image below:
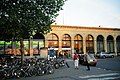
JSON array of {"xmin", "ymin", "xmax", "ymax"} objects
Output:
[{"xmin": 38, "ymin": 41, "xmax": 39, "ymax": 54}]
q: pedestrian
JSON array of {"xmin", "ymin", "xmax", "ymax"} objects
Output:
[
  {"xmin": 73, "ymin": 53, "xmax": 79, "ymax": 69},
  {"xmin": 62, "ymin": 51, "xmax": 70, "ymax": 68},
  {"xmin": 59, "ymin": 51, "xmax": 63, "ymax": 58},
  {"xmin": 84, "ymin": 54, "xmax": 90, "ymax": 71}
]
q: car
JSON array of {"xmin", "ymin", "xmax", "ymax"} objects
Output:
[
  {"xmin": 79, "ymin": 54, "xmax": 97, "ymax": 66},
  {"xmin": 96, "ymin": 52, "xmax": 115, "ymax": 58}
]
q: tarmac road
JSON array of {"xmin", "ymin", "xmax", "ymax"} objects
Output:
[
  {"xmin": 10, "ymin": 58, "xmax": 120, "ymax": 80},
  {"xmin": 96, "ymin": 56, "xmax": 120, "ymax": 72}
]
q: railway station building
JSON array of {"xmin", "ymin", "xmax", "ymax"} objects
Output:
[{"xmin": 1, "ymin": 25, "xmax": 120, "ymax": 57}]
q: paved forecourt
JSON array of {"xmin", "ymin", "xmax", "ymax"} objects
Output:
[{"xmin": 12, "ymin": 59, "xmax": 120, "ymax": 80}]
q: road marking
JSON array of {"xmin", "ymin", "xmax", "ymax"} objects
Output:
[
  {"xmin": 88, "ymin": 76, "xmax": 120, "ymax": 80},
  {"xmin": 79, "ymin": 73, "xmax": 120, "ymax": 79}
]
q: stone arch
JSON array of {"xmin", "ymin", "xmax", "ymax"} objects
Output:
[
  {"xmin": 47, "ymin": 33, "xmax": 59, "ymax": 48},
  {"xmin": 33, "ymin": 33, "xmax": 45, "ymax": 39},
  {"xmin": 32, "ymin": 33, "xmax": 45, "ymax": 55},
  {"xmin": 107, "ymin": 35, "xmax": 114, "ymax": 53},
  {"xmin": 86, "ymin": 34, "xmax": 94, "ymax": 53},
  {"xmin": 116, "ymin": 35, "xmax": 120, "ymax": 54},
  {"xmin": 61, "ymin": 34, "xmax": 71, "ymax": 58},
  {"xmin": 62, "ymin": 34, "xmax": 71, "ymax": 48},
  {"xmin": 96, "ymin": 35, "xmax": 104, "ymax": 52},
  {"xmin": 74, "ymin": 34, "xmax": 83, "ymax": 53}
]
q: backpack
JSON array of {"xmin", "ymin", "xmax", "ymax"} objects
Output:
[{"xmin": 73, "ymin": 54, "xmax": 78, "ymax": 60}]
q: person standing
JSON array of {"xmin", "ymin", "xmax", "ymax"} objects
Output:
[
  {"xmin": 73, "ymin": 53, "xmax": 79, "ymax": 69},
  {"xmin": 84, "ymin": 54, "xmax": 90, "ymax": 71}
]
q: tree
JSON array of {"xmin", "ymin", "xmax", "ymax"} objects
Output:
[{"xmin": 0, "ymin": 0, "xmax": 66, "ymax": 65}]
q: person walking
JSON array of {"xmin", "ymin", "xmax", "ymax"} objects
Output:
[
  {"xmin": 84, "ymin": 54, "xmax": 90, "ymax": 71},
  {"xmin": 62, "ymin": 51, "xmax": 70, "ymax": 68},
  {"xmin": 73, "ymin": 53, "xmax": 79, "ymax": 69}
]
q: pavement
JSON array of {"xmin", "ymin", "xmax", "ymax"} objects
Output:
[{"xmin": 11, "ymin": 59, "xmax": 120, "ymax": 80}]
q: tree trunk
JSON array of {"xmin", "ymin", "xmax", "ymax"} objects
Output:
[
  {"xmin": 3, "ymin": 41, "xmax": 6, "ymax": 54},
  {"xmin": 20, "ymin": 39, "xmax": 24, "ymax": 65}
]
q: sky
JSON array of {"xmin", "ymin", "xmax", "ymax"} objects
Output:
[{"xmin": 54, "ymin": 0, "xmax": 120, "ymax": 28}]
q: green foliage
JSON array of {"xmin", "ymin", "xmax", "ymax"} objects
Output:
[{"xmin": 0, "ymin": 0, "xmax": 66, "ymax": 40}]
